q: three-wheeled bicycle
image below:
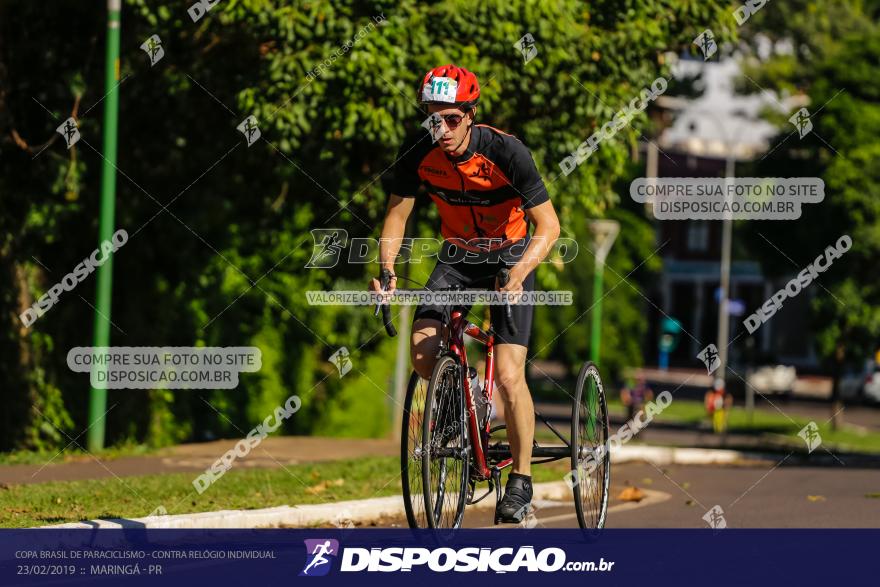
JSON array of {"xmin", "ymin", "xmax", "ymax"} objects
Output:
[{"xmin": 375, "ymin": 268, "xmax": 610, "ymax": 530}]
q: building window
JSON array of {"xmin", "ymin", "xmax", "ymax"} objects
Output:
[{"xmin": 687, "ymin": 221, "xmax": 709, "ymax": 252}]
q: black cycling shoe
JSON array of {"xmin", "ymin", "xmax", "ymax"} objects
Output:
[{"xmin": 494, "ymin": 475, "xmax": 533, "ymax": 524}]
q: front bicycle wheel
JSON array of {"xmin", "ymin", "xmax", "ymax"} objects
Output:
[
  {"xmin": 422, "ymin": 354, "xmax": 470, "ymax": 529},
  {"xmin": 571, "ymin": 361, "xmax": 610, "ymax": 531},
  {"xmin": 401, "ymin": 371, "xmax": 430, "ymax": 528}
]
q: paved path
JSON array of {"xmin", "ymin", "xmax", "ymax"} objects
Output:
[
  {"xmin": 3, "ymin": 396, "xmax": 877, "ymax": 488},
  {"xmin": 379, "ymin": 462, "xmax": 880, "ymax": 528},
  {"xmin": 0, "ymin": 436, "xmax": 397, "ymax": 486}
]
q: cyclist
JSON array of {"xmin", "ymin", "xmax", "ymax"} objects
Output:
[
  {"xmin": 369, "ymin": 64, "xmax": 560, "ymax": 523},
  {"xmin": 621, "ymin": 376, "xmax": 654, "ymax": 424}
]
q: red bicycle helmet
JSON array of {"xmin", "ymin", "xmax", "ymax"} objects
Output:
[{"xmin": 418, "ymin": 64, "xmax": 480, "ymax": 110}]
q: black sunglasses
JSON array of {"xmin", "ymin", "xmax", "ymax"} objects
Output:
[{"xmin": 429, "ymin": 112, "xmax": 467, "ymax": 130}]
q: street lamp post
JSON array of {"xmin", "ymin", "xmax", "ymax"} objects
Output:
[
  {"xmin": 87, "ymin": 0, "xmax": 122, "ymax": 452},
  {"xmin": 689, "ymin": 108, "xmax": 742, "ymax": 394},
  {"xmin": 716, "ymin": 153, "xmax": 735, "ymax": 380},
  {"xmin": 589, "ymin": 220, "xmax": 620, "ymax": 366}
]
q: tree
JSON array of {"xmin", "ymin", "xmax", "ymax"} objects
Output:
[
  {"xmin": 741, "ymin": 0, "xmax": 880, "ymax": 427},
  {"xmin": 0, "ymin": 0, "xmax": 731, "ymax": 450}
]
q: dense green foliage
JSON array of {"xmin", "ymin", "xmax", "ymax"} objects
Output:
[
  {"xmin": 741, "ymin": 0, "xmax": 880, "ymax": 371},
  {"xmin": 0, "ymin": 0, "xmax": 730, "ymax": 450}
]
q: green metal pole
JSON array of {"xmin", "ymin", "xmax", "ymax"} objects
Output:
[
  {"xmin": 87, "ymin": 0, "xmax": 122, "ymax": 452},
  {"xmin": 590, "ymin": 260, "xmax": 604, "ymax": 365}
]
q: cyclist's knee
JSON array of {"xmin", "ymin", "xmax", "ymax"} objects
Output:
[
  {"xmin": 411, "ymin": 319, "xmax": 440, "ymax": 380},
  {"xmin": 495, "ymin": 368, "xmax": 528, "ymax": 409},
  {"xmin": 411, "ymin": 352, "xmax": 435, "ymax": 380},
  {"xmin": 494, "ymin": 345, "xmax": 528, "ymax": 396},
  {"xmin": 496, "ymin": 372, "xmax": 527, "ymax": 402}
]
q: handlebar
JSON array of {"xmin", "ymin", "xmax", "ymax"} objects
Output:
[
  {"xmin": 374, "ymin": 268, "xmax": 397, "ymax": 337},
  {"xmin": 497, "ymin": 268, "xmax": 518, "ymax": 336},
  {"xmin": 373, "ymin": 268, "xmax": 517, "ymax": 338}
]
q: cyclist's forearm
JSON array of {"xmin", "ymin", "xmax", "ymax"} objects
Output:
[
  {"xmin": 379, "ymin": 217, "xmax": 406, "ymax": 273},
  {"xmin": 512, "ymin": 224, "xmax": 559, "ymax": 278},
  {"xmin": 378, "ymin": 195, "xmax": 415, "ymax": 275}
]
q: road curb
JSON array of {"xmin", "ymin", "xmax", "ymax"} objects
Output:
[
  {"xmin": 44, "ymin": 481, "xmax": 574, "ymax": 530},
  {"xmin": 43, "ymin": 445, "xmax": 762, "ymax": 529},
  {"xmin": 612, "ymin": 445, "xmax": 768, "ymax": 466}
]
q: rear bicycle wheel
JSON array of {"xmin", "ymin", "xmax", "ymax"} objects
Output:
[
  {"xmin": 422, "ymin": 354, "xmax": 470, "ymax": 529},
  {"xmin": 571, "ymin": 361, "xmax": 610, "ymax": 531},
  {"xmin": 401, "ymin": 371, "xmax": 430, "ymax": 528}
]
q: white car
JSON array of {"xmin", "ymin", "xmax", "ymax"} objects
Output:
[
  {"xmin": 747, "ymin": 365, "xmax": 797, "ymax": 395},
  {"xmin": 840, "ymin": 362, "xmax": 880, "ymax": 403},
  {"xmin": 864, "ymin": 370, "xmax": 880, "ymax": 403}
]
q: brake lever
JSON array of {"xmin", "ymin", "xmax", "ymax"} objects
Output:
[
  {"xmin": 377, "ymin": 268, "xmax": 397, "ymax": 337},
  {"xmin": 497, "ymin": 268, "xmax": 518, "ymax": 336}
]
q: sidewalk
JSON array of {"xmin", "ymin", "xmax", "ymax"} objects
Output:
[
  {"xmin": 48, "ymin": 443, "xmax": 756, "ymax": 529},
  {"xmin": 0, "ymin": 436, "xmax": 398, "ymax": 486},
  {"xmin": 5, "ymin": 413, "xmax": 878, "ymax": 488}
]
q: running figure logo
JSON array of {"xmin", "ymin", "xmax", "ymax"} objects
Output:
[
  {"xmin": 139, "ymin": 34, "xmax": 165, "ymax": 66},
  {"xmin": 798, "ymin": 421, "xmax": 822, "ymax": 453},
  {"xmin": 300, "ymin": 539, "xmax": 339, "ymax": 577},
  {"xmin": 56, "ymin": 117, "xmax": 80, "ymax": 149},
  {"xmin": 789, "ymin": 108, "xmax": 813, "ymax": 139},
  {"xmin": 236, "ymin": 115, "xmax": 261, "ymax": 146},
  {"xmin": 305, "ymin": 228, "xmax": 348, "ymax": 268},
  {"xmin": 697, "ymin": 344, "xmax": 721, "ymax": 375},
  {"xmin": 514, "ymin": 33, "xmax": 538, "ymax": 64},
  {"xmin": 329, "ymin": 347, "xmax": 352, "ymax": 378},
  {"xmin": 422, "ymin": 112, "xmax": 445, "ymax": 143},
  {"xmin": 702, "ymin": 505, "xmax": 727, "ymax": 530},
  {"xmin": 693, "ymin": 29, "xmax": 717, "ymax": 60}
]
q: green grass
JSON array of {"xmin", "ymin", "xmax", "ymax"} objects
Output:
[
  {"xmin": 0, "ymin": 456, "xmax": 572, "ymax": 529},
  {"xmin": 6, "ymin": 398, "xmax": 876, "ymax": 528}
]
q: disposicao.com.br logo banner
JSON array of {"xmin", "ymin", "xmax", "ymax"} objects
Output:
[
  {"xmin": 301, "ymin": 539, "xmax": 611, "ymax": 574},
  {"xmin": 1, "ymin": 529, "xmax": 874, "ymax": 586}
]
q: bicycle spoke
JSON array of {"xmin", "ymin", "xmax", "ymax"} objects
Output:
[
  {"xmin": 572, "ymin": 362, "xmax": 610, "ymax": 531},
  {"xmin": 403, "ymin": 374, "xmax": 430, "ymax": 528},
  {"xmin": 423, "ymin": 357, "xmax": 469, "ymax": 529}
]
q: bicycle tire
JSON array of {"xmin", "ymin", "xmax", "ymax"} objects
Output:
[
  {"xmin": 571, "ymin": 361, "xmax": 610, "ymax": 531},
  {"xmin": 401, "ymin": 371, "xmax": 430, "ymax": 528},
  {"xmin": 422, "ymin": 354, "xmax": 470, "ymax": 529}
]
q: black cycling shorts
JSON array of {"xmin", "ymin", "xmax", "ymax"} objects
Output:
[{"xmin": 413, "ymin": 243, "xmax": 535, "ymax": 347}]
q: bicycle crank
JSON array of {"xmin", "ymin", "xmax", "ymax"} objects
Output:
[{"xmin": 491, "ymin": 468, "xmax": 503, "ymax": 525}]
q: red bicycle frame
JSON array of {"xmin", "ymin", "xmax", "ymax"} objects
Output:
[{"xmin": 443, "ymin": 309, "xmax": 514, "ymax": 480}]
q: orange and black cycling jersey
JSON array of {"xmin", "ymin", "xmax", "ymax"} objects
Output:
[{"xmin": 388, "ymin": 124, "xmax": 549, "ymax": 251}]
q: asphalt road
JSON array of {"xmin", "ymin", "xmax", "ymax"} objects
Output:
[{"xmin": 383, "ymin": 462, "xmax": 880, "ymax": 528}]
